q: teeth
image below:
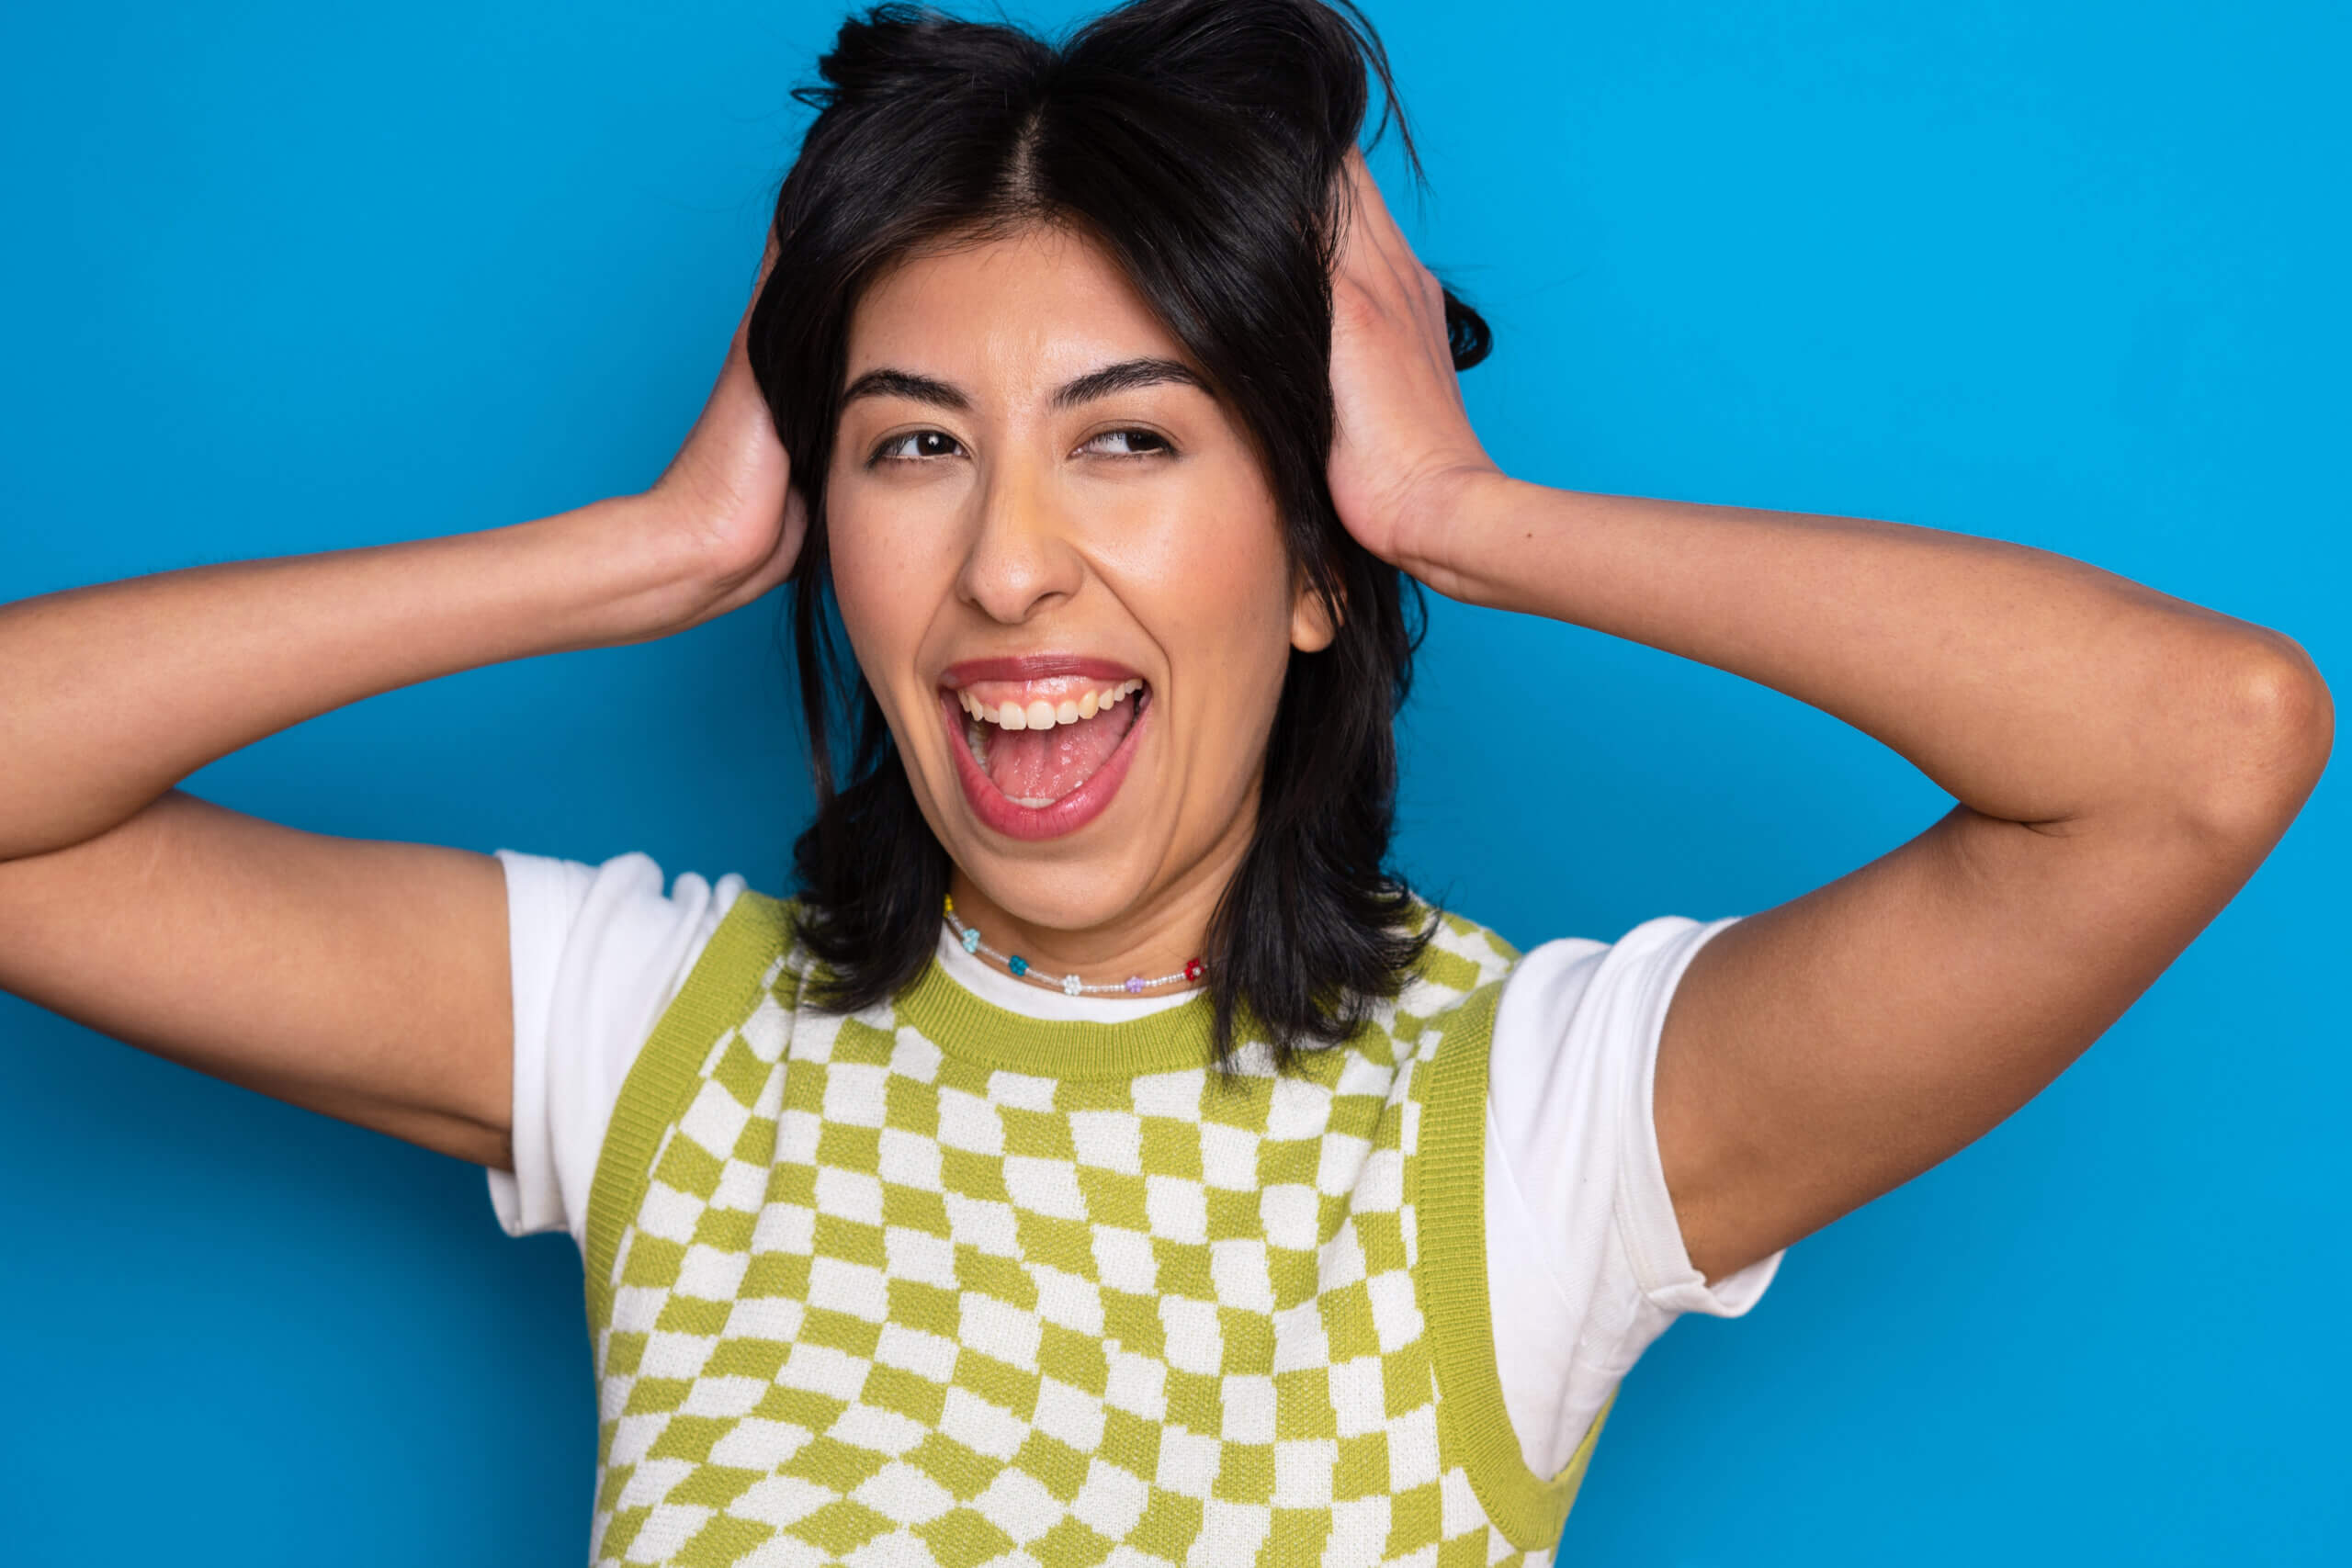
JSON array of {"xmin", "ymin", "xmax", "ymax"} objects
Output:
[{"xmin": 956, "ymin": 679, "xmax": 1144, "ymax": 731}]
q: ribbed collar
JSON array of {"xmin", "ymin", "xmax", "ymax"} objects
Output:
[{"xmin": 895, "ymin": 953, "xmax": 1232, "ymax": 1078}]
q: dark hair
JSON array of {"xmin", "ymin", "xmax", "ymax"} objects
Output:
[{"xmin": 746, "ymin": 0, "xmax": 1491, "ymax": 1067}]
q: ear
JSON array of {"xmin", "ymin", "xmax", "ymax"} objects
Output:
[{"xmin": 1289, "ymin": 568, "xmax": 1341, "ymax": 654}]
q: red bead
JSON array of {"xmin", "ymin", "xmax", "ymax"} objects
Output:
[{"xmin": 1182, "ymin": 958, "xmax": 1204, "ymax": 983}]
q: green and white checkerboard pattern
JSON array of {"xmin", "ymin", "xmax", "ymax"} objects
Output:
[{"xmin": 578, "ymin": 897, "xmax": 1593, "ymax": 1567}]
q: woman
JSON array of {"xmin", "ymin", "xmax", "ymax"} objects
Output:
[{"xmin": 0, "ymin": 0, "xmax": 2329, "ymax": 1562}]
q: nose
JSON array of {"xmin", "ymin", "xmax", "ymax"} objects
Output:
[{"xmin": 955, "ymin": 453, "xmax": 1083, "ymax": 625}]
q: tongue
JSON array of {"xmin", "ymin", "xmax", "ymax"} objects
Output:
[{"xmin": 986, "ymin": 702, "xmax": 1136, "ymax": 804}]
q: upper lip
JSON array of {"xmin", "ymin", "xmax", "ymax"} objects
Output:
[{"xmin": 940, "ymin": 654, "xmax": 1146, "ymax": 688}]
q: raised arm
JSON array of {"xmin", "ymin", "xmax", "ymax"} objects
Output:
[
  {"xmin": 1325, "ymin": 155, "xmax": 2332, "ymax": 1281},
  {"xmin": 0, "ymin": 255, "xmax": 800, "ymax": 1169}
]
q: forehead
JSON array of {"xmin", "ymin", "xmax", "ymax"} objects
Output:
[{"xmin": 844, "ymin": 224, "xmax": 1194, "ymax": 396}]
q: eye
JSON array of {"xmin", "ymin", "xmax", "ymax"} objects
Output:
[
  {"xmin": 870, "ymin": 429, "xmax": 965, "ymax": 464},
  {"xmin": 1078, "ymin": 427, "xmax": 1174, "ymax": 459}
]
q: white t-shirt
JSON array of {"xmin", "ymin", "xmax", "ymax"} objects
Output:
[{"xmin": 488, "ymin": 849, "xmax": 1781, "ymax": 1479}]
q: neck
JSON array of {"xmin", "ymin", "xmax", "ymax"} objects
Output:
[{"xmin": 944, "ymin": 804, "xmax": 1255, "ymax": 997}]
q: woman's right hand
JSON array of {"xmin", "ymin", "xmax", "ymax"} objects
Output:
[{"xmin": 637, "ymin": 238, "xmax": 808, "ymax": 630}]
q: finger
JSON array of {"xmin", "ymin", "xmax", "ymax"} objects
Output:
[
  {"xmin": 1343, "ymin": 152, "xmax": 1413, "ymax": 274},
  {"xmin": 777, "ymin": 485, "xmax": 811, "ymax": 584},
  {"xmin": 1334, "ymin": 152, "xmax": 1454, "ymax": 370},
  {"xmin": 1345, "ymin": 155, "xmax": 1438, "ymax": 321},
  {"xmin": 1331, "ymin": 158, "xmax": 1377, "ymax": 282},
  {"xmin": 728, "ymin": 228, "xmax": 783, "ymax": 356},
  {"xmin": 1331, "ymin": 149, "xmax": 1370, "ymax": 272},
  {"xmin": 1335, "ymin": 150, "xmax": 1408, "ymax": 280},
  {"xmin": 752, "ymin": 221, "xmax": 781, "ymax": 294},
  {"xmin": 1353, "ymin": 167, "xmax": 1451, "ymax": 343}
]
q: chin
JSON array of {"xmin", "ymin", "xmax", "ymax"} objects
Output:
[{"xmin": 951, "ymin": 838, "xmax": 1170, "ymax": 935}]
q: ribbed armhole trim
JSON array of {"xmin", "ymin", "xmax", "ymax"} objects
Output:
[
  {"xmin": 582, "ymin": 889, "xmax": 795, "ymax": 1337},
  {"xmin": 1415, "ymin": 976, "xmax": 1614, "ymax": 1551}
]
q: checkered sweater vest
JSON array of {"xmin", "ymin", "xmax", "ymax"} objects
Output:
[{"xmin": 581, "ymin": 892, "xmax": 1611, "ymax": 1567}]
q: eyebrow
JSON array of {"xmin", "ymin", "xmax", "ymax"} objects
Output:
[
  {"xmin": 1049, "ymin": 356, "xmax": 1208, "ymax": 409},
  {"xmin": 840, "ymin": 367, "xmax": 968, "ymax": 411},
  {"xmin": 838, "ymin": 356, "xmax": 1210, "ymax": 413}
]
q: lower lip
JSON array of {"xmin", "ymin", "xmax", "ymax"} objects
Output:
[{"xmin": 941, "ymin": 689, "xmax": 1150, "ymax": 841}]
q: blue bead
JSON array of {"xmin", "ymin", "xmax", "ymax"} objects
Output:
[
  {"xmin": 1008, "ymin": 955, "xmax": 1028, "ymax": 976},
  {"xmin": 961, "ymin": 928, "xmax": 980, "ymax": 953}
]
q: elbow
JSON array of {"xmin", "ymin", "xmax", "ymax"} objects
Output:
[{"xmin": 2176, "ymin": 630, "xmax": 2333, "ymax": 845}]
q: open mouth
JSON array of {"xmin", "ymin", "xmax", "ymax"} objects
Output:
[
  {"xmin": 940, "ymin": 667, "xmax": 1152, "ymax": 840},
  {"xmin": 956, "ymin": 677, "xmax": 1147, "ymax": 805}
]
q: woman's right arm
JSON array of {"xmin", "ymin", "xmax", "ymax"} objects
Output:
[{"xmin": 0, "ymin": 268, "xmax": 799, "ymax": 1171}]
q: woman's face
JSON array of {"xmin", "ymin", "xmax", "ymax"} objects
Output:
[{"xmin": 826, "ymin": 223, "xmax": 1332, "ymax": 939}]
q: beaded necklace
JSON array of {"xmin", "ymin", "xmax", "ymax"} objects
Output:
[{"xmin": 942, "ymin": 896, "xmax": 1204, "ymax": 998}]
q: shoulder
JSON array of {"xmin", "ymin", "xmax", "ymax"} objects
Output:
[
  {"xmin": 495, "ymin": 847, "xmax": 758, "ymax": 970},
  {"xmin": 1377, "ymin": 903, "xmax": 1521, "ymax": 1057},
  {"xmin": 490, "ymin": 848, "xmax": 771, "ymax": 1247},
  {"xmin": 1409, "ymin": 905, "xmax": 1522, "ymax": 995},
  {"xmin": 660, "ymin": 886, "xmax": 812, "ymax": 1012},
  {"xmin": 1386, "ymin": 905, "xmax": 1740, "ymax": 1077},
  {"xmin": 496, "ymin": 846, "xmax": 800, "ymax": 1068},
  {"xmin": 1498, "ymin": 914, "xmax": 1736, "ymax": 1040}
]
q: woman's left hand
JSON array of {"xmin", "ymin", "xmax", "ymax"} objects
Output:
[{"xmin": 1325, "ymin": 150, "xmax": 1501, "ymax": 581}]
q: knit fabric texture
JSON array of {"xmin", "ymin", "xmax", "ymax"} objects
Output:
[{"xmin": 580, "ymin": 892, "xmax": 1610, "ymax": 1566}]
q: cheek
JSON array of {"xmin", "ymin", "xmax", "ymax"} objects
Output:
[
  {"xmin": 1094, "ymin": 449, "xmax": 1292, "ymax": 611},
  {"xmin": 826, "ymin": 491, "xmax": 955, "ymax": 677},
  {"xmin": 1114, "ymin": 469, "xmax": 1297, "ymax": 749},
  {"xmin": 1167, "ymin": 478, "xmax": 1295, "ymax": 657}
]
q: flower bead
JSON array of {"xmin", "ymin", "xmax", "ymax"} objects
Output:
[
  {"xmin": 1008, "ymin": 955, "xmax": 1028, "ymax": 976},
  {"xmin": 1062, "ymin": 974, "xmax": 1083, "ymax": 997},
  {"xmin": 1182, "ymin": 958, "xmax": 1204, "ymax": 983}
]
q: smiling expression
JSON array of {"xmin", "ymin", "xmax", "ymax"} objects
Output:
[{"xmin": 824, "ymin": 223, "xmax": 1336, "ymax": 945}]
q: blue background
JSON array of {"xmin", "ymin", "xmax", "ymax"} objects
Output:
[{"xmin": 2, "ymin": 1, "xmax": 2342, "ymax": 1561}]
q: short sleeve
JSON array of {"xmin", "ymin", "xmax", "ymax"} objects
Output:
[
  {"xmin": 486, "ymin": 848, "xmax": 747, "ymax": 1253},
  {"xmin": 1481, "ymin": 914, "xmax": 1783, "ymax": 1477}
]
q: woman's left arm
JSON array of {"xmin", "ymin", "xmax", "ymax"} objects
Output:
[{"xmin": 1328, "ymin": 156, "xmax": 2334, "ymax": 1282}]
